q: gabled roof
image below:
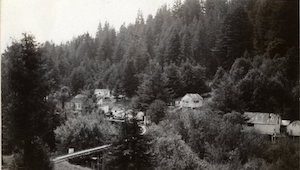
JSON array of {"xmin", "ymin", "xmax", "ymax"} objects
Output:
[
  {"xmin": 182, "ymin": 93, "xmax": 203, "ymax": 101},
  {"xmin": 74, "ymin": 94, "xmax": 87, "ymax": 99},
  {"xmin": 71, "ymin": 94, "xmax": 88, "ymax": 103},
  {"xmin": 94, "ymin": 89, "xmax": 110, "ymax": 93},
  {"xmin": 281, "ymin": 120, "xmax": 291, "ymax": 126},
  {"xmin": 244, "ymin": 112, "xmax": 281, "ymax": 125},
  {"xmin": 288, "ymin": 120, "xmax": 300, "ymax": 127}
]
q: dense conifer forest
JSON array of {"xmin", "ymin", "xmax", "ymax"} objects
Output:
[{"xmin": 21, "ymin": 0, "xmax": 297, "ymax": 119}]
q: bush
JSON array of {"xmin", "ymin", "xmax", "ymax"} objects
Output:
[
  {"xmin": 10, "ymin": 137, "xmax": 53, "ymax": 170},
  {"xmin": 146, "ymin": 100, "xmax": 167, "ymax": 124},
  {"xmin": 54, "ymin": 111, "xmax": 119, "ymax": 153}
]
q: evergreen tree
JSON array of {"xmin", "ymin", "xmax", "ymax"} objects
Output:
[
  {"xmin": 213, "ymin": 1, "xmax": 252, "ymax": 70},
  {"xmin": 3, "ymin": 34, "xmax": 54, "ymax": 169},
  {"xmin": 135, "ymin": 62, "xmax": 169, "ymax": 111},
  {"xmin": 135, "ymin": 10, "xmax": 145, "ymax": 25},
  {"xmin": 180, "ymin": 26, "xmax": 192, "ymax": 62},
  {"xmin": 107, "ymin": 119, "xmax": 153, "ymax": 170},
  {"xmin": 182, "ymin": 0, "xmax": 202, "ymax": 25},
  {"xmin": 96, "ymin": 22, "xmax": 116, "ymax": 61},
  {"xmin": 229, "ymin": 57, "xmax": 253, "ymax": 83},
  {"xmin": 145, "ymin": 25, "xmax": 155, "ymax": 58},
  {"xmin": 172, "ymin": 0, "xmax": 183, "ymax": 18},
  {"xmin": 191, "ymin": 20, "xmax": 209, "ymax": 65},
  {"xmin": 112, "ymin": 24, "xmax": 128, "ymax": 63},
  {"xmin": 120, "ymin": 59, "xmax": 139, "ymax": 97},
  {"xmin": 164, "ymin": 25, "xmax": 181, "ymax": 65},
  {"xmin": 180, "ymin": 61, "xmax": 209, "ymax": 95},
  {"xmin": 146, "ymin": 100, "xmax": 167, "ymax": 124},
  {"xmin": 70, "ymin": 66, "xmax": 86, "ymax": 94},
  {"xmin": 163, "ymin": 63, "xmax": 182, "ymax": 99},
  {"xmin": 253, "ymin": 0, "xmax": 298, "ymax": 55}
]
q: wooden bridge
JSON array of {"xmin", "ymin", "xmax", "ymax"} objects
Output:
[
  {"xmin": 52, "ymin": 117, "xmax": 148, "ymax": 169},
  {"xmin": 52, "ymin": 144, "xmax": 111, "ymax": 164}
]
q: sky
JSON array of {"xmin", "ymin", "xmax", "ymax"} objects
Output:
[{"xmin": 1, "ymin": 0, "xmax": 175, "ymax": 53}]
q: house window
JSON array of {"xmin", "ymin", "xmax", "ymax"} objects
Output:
[
  {"xmin": 76, "ymin": 103, "xmax": 81, "ymax": 110},
  {"xmin": 247, "ymin": 123, "xmax": 254, "ymax": 127}
]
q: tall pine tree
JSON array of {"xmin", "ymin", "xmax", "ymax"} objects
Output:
[
  {"xmin": 3, "ymin": 34, "xmax": 54, "ymax": 169},
  {"xmin": 107, "ymin": 119, "xmax": 153, "ymax": 170}
]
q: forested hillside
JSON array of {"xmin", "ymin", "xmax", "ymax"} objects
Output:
[{"xmin": 30, "ymin": 0, "xmax": 298, "ymax": 119}]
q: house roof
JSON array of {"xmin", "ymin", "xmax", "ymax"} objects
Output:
[
  {"xmin": 281, "ymin": 120, "xmax": 291, "ymax": 126},
  {"xmin": 74, "ymin": 94, "xmax": 87, "ymax": 98},
  {"xmin": 97, "ymin": 98, "xmax": 115, "ymax": 107},
  {"xmin": 244, "ymin": 112, "xmax": 281, "ymax": 125},
  {"xmin": 182, "ymin": 93, "xmax": 203, "ymax": 101},
  {"xmin": 288, "ymin": 120, "xmax": 300, "ymax": 127},
  {"xmin": 71, "ymin": 94, "xmax": 88, "ymax": 103},
  {"xmin": 95, "ymin": 89, "xmax": 110, "ymax": 93},
  {"xmin": 111, "ymin": 106, "xmax": 124, "ymax": 111}
]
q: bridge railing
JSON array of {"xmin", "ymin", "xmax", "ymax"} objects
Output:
[{"xmin": 52, "ymin": 144, "xmax": 111, "ymax": 164}]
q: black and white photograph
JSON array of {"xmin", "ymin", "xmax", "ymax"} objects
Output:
[{"xmin": 1, "ymin": 0, "xmax": 299, "ymax": 169}]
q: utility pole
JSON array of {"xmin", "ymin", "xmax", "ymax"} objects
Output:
[
  {"xmin": 96, "ymin": 155, "xmax": 100, "ymax": 170},
  {"xmin": 102, "ymin": 153, "xmax": 106, "ymax": 170}
]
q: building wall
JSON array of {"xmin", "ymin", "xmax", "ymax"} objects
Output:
[
  {"xmin": 180, "ymin": 98, "xmax": 203, "ymax": 108},
  {"xmin": 100, "ymin": 105, "xmax": 109, "ymax": 113},
  {"xmin": 74, "ymin": 102, "xmax": 82, "ymax": 111},
  {"xmin": 95, "ymin": 89, "xmax": 111, "ymax": 98},
  {"xmin": 65, "ymin": 102, "xmax": 74, "ymax": 110},
  {"xmin": 254, "ymin": 124, "xmax": 280, "ymax": 135},
  {"xmin": 112, "ymin": 108, "xmax": 125, "ymax": 119}
]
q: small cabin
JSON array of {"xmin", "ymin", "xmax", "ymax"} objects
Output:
[
  {"xmin": 99, "ymin": 105, "xmax": 110, "ymax": 114},
  {"xmin": 111, "ymin": 107, "xmax": 125, "ymax": 119},
  {"xmin": 244, "ymin": 112, "xmax": 281, "ymax": 135},
  {"xmin": 136, "ymin": 111, "xmax": 145, "ymax": 121},
  {"xmin": 94, "ymin": 89, "xmax": 111, "ymax": 99},
  {"xmin": 180, "ymin": 93, "xmax": 203, "ymax": 109},
  {"xmin": 64, "ymin": 94, "xmax": 88, "ymax": 112},
  {"xmin": 71, "ymin": 94, "xmax": 88, "ymax": 111},
  {"xmin": 287, "ymin": 120, "xmax": 300, "ymax": 137}
]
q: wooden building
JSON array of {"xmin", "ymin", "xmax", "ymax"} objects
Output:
[
  {"xmin": 180, "ymin": 93, "xmax": 203, "ymax": 109},
  {"xmin": 244, "ymin": 112, "xmax": 281, "ymax": 135}
]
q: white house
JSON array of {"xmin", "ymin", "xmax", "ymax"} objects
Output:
[
  {"xmin": 180, "ymin": 93, "xmax": 203, "ymax": 108},
  {"xmin": 136, "ymin": 111, "xmax": 145, "ymax": 121},
  {"xmin": 244, "ymin": 112, "xmax": 281, "ymax": 135},
  {"xmin": 72, "ymin": 94, "xmax": 88, "ymax": 111},
  {"xmin": 111, "ymin": 107, "xmax": 126, "ymax": 119},
  {"xmin": 97, "ymin": 98, "xmax": 115, "ymax": 106},
  {"xmin": 64, "ymin": 94, "xmax": 88, "ymax": 112},
  {"xmin": 287, "ymin": 120, "xmax": 300, "ymax": 136},
  {"xmin": 99, "ymin": 105, "xmax": 110, "ymax": 114},
  {"xmin": 94, "ymin": 89, "xmax": 111, "ymax": 99}
]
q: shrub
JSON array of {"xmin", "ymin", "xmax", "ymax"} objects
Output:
[{"xmin": 54, "ymin": 112, "xmax": 119, "ymax": 153}]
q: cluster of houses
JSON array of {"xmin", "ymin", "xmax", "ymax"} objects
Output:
[
  {"xmin": 58, "ymin": 89, "xmax": 299, "ymax": 139},
  {"xmin": 243, "ymin": 112, "xmax": 300, "ymax": 139},
  {"xmin": 176, "ymin": 94, "xmax": 300, "ymax": 138},
  {"xmin": 93, "ymin": 89, "xmax": 145, "ymax": 120},
  {"xmin": 61, "ymin": 90, "xmax": 206, "ymax": 117},
  {"xmin": 60, "ymin": 89, "xmax": 146, "ymax": 122},
  {"xmin": 175, "ymin": 93, "xmax": 300, "ymax": 139}
]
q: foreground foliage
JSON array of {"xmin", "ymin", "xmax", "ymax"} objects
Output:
[
  {"xmin": 54, "ymin": 111, "xmax": 119, "ymax": 154},
  {"xmin": 107, "ymin": 119, "xmax": 153, "ymax": 170},
  {"xmin": 2, "ymin": 34, "xmax": 57, "ymax": 170}
]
